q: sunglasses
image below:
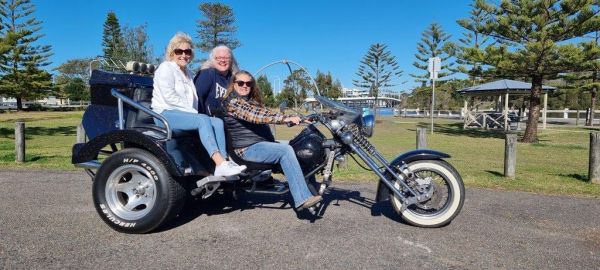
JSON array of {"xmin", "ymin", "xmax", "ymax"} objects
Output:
[
  {"xmin": 173, "ymin": 49, "xmax": 193, "ymax": 55},
  {"xmin": 235, "ymin": 80, "xmax": 254, "ymax": 87}
]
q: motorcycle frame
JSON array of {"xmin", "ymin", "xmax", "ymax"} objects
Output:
[{"xmin": 306, "ymin": 122, "xmax": 423, "ymax": 207}]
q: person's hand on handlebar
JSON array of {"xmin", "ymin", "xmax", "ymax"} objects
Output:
[{"xmin": 283, "ymin": 116, "xmax": 302, "ymax": 126}]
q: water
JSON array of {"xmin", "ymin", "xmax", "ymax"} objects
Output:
[
  {"xmin": 359, "ymin": 107, "xmax": 395, "ymax": 116},
  {"xmin": 376, "ymin": 107, "xmax": 395, "ymax": 116}
]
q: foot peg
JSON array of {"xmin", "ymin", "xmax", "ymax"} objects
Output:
[{"xmin": 191, "ymin": 175, "xmax": 240, "ymax": 198}]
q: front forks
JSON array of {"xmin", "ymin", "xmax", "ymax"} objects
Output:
[{"xmin": 348, "ymin": 143, "xmax": 424, "ymax": 210}]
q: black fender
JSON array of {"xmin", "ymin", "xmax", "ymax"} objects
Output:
[
  {"xmin": 72, "ymin": 129, "xmax": 183, "ymax": 177},
  {"xmin": 375, "ymin": 149, "xmax": 450, "ymax": 202}
]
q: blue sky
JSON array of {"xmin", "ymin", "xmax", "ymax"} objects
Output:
[{"xmin": 36, "ymin": 0, "xmax": 474, "ymax": 93}]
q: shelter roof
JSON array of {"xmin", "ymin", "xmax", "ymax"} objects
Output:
[{"xmin": 458, "ymin": 79, "xmax": 557, "ymax": 96}]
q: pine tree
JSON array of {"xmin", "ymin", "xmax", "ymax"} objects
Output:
[
  {"xmin": 353, "ymin": 43, "xmax": 403, "ymax": 116},
  {"xmin": 411, "ymin": 23, "xmax": 455, "ymax": 84},
  {"xmin": 196, "ymin": 2, "xmax": 240, "ymax": 53},
  {"xmin": 102, "ymin": 11, "xmax": 124, "ymax": 60},
  {"xmin": 461, "ymin": 0, "xmax": 600, "ymax": 142},
  {"xmin": 257, "ymin": 74, "xmax": 276, "ymax": 108},
  {"xmin": 449, "ymin": 0, "xmax": 492, "ymax": 84},
  {"xmin": 0, "ymin": 0, "xmax": 53, "ymax": 110},
  {"xmin": 581, "ymin": 30, "xmax": 600, "ymax": 126}
]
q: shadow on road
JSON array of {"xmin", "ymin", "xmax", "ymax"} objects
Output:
[
  {"xmin": 0, "ymin": 126, "xmax": 76, "ymax": 138},
  {"xmin": 157, "ymin": 186, "xmax": 405, "ymax": 232}
]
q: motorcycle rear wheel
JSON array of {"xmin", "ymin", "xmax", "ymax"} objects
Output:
[{"xmin": 390, "ymin": 160, "xmax": 465, "ymax": 228}]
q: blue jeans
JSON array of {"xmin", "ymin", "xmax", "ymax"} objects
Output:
[
  {"xmin": 158, "ymin": 110, "xmax": 227, "ymax": 158},
  {"xmin": 241, "ymin": 142, "xmax": 313, "ymax": 208}
]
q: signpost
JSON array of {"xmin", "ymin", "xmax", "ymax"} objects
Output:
[{"xmin": 428, "ymin": 57, "xmax": 441, "ymax": 134}]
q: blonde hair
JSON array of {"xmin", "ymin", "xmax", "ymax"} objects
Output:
[
  {"xmin": 164, "ymin": 32, "xmax": 194, "ymax": 61},
  {"xmin": 200, "ymin": 45, "xmax": 239, "ymax": 73}
]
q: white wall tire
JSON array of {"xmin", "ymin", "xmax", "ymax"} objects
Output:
[{"xmin": 390, "ymin": 160, "xmax": 465, "ymax": 228}]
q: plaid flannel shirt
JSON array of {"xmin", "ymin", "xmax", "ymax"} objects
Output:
[
  {"xmin": 225, "ymin": 97, "xmax": 286, "ymax": 125},
  {"xmin": 225, "ymin": 97, "xmax": 287, "ymax": 156}
]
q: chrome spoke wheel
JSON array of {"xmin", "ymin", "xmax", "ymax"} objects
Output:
[{"xmin": 390, "ymin": 160, "xmax": 465, "ymax": 227}]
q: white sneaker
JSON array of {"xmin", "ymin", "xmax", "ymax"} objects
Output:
[
  {"xmin": 228, "ymin": 159, "xmax": 240, "ymax": 166},
  {"xmin": 214, "ymin": 161, "xmax": 246, "ymax": 177},
  {"xmin": 228, "ymin": 161, "xmax": 247, "ymax": 173}
]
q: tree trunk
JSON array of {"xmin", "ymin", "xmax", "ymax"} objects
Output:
[
  {"xmin": 522, "ymin": 76, "xmax": 543, "ymax": 143},
  {"xmin": 16, "ymin": 97, "xmax": 23, "ymax": 111},
  {"xmin": 588, "ymin": 87, "xmax": 597, "ymax": 126}
]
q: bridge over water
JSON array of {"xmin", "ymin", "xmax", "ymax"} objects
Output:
[{"xmin": 306, "ymin": 96, "xmax": 402, "ymax": 108}]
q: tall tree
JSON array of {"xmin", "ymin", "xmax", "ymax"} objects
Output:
[
  {"xmin": 257, "ymin": 74, "xmax": 276, "ymax": 108},
  {"xmin": 101, "ymin": 11, "xmax": 124, "ymax": 59},
  {"xmin": 196, "ymin": 2, "xmax": 240, "ymax": 53},
  {"xmin": 280, "ymin": 69, "xmax": 311, "ymax": 108},
  {"xmin": 353, "ymin": 43, "xmax": 403, "ymax": 115},
  {"xmin": 582, "ymin": 30, "xmax": 600, "ymax": 126},
  {"xmin": 54, "ymin": 58, "xmax": 92, "ymax": 102},
  {"xmin": 61, "ymin": 77, "xmax": 88, "ymax": 102},
  {"xmin": 315, "ymin": 70, "xmax": 342, "ymax": 98},
  {"xmin": 0, "ymin": 0, "xmax": 53, "ymax": 110},
  {"xmin": 448, "ymin": 0, "xmax": 492, "ymax": 84},
  {"xmin": 462, "ymin": 0, "xmax": 600, "ymax": 142},
  {"xmin": 411, "ymin": 22, "xmax": 455, "ymax": 84},
  {"xmin": 121, "ymin": 24, "xmax": 154, "ymax": 63}
]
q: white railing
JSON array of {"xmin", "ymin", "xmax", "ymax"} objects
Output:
[
  {"xmin": 394, "ymin": 108, "xmax": 598, "ymax": 120},
  {"xmin": 395, "ymin": 108, "xmax": 463, "ymax": 119}
]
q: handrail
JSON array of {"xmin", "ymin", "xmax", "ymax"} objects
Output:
[{"xmin": 110, "ymin": 88, "xmax": 172, "ymax": 140}]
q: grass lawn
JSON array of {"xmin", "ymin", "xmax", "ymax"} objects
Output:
[{"xmin": 1, "ymin": 111, "xmax": 599, "ymax": 198}]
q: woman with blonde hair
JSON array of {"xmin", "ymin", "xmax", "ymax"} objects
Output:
[
  {"xmin": 151, "ymin": 32, "xmax": 245, "ymax": 176},
  {"xmin": 222, "ymin": 70, "xmax": 322, "ymax": 210}
]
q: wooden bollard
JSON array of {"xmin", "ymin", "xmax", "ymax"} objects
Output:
[
  {"xmin": 15, "ymin": 121, "xmax": 25, "ymax": 162},
  {"xmin": 76, "ymin": 123, "xmax": 86, "ymax": 143},
  {"xmin": 504, "ymin": 133, "xmax": 517, "ymax": 178},
  {"xmin": 589, "ymin": 132, "xmax": 600, "ymax": 184},
  {"xmin": 417, "ymin": 127, "xmax": 427, "ymax": 149}
]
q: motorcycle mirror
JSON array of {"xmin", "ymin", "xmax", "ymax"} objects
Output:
[{"xmin": 279, "ymin": 101, "xmax": 288, "ymax": 113}]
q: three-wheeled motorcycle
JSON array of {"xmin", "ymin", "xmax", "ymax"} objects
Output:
[{"xmin": 73, "ymin": 64, "xmax": 464, "ymax": 234}]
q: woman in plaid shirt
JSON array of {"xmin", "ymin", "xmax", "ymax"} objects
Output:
[{"xmin": 222, "ymin": 70, "xmax": 322, "ymax": 210}]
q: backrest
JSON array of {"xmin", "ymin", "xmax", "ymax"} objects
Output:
[{"xmin": 125, "ymin": 87, "xmax": 155, "ymax": 128}]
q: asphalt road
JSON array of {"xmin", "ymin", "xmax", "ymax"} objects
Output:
[{"xmin": 1, "ymin": 170, "xmax": 599, "ymax": 269}]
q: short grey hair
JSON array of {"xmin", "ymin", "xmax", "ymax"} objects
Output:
[
  {"xmin": 165, "ymin": 32, "xmax": 194, "ymax": 61},
  {"xmin": 200, "ymin": 45, "xmax": 239, "ymax": 73}
]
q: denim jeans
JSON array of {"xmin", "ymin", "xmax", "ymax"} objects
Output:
[
  {"xmin": 158, "ymin": 110, "xmax": 227, "ymax": 158},
  {"xmin": 241, "ymin": 141, "xmax": 313, "ymax": 208}
]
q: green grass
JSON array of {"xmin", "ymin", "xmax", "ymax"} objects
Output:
[
  {"xmin": 0, "ymin": 111, "xmax": 83, "ymax": 169},
  {"xmin": 1, "ymin": 111, "xmax": 600, "ymax": 198}
]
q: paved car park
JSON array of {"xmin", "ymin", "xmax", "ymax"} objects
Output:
[{"xmin": 1, "ymin": 169, "xmax": 599, "ymax": 269}]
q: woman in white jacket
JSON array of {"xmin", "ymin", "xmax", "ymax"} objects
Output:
[{"xmin": 151, "ymin": 32, "xmax": 245, "ymax": 177}]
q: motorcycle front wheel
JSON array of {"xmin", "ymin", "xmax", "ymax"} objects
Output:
[{"xmin": 389, "ymin": 159, "xmax": 465, "ymax": 228}]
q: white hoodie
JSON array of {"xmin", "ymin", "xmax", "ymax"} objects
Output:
[{"xmin": 151, "ymin": 61, "xmax": 199, "ymax": 114}]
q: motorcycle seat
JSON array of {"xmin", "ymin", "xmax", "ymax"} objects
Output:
[{"xmin": 223, "ymin": 127, "xmax": 282, "ymax": 172}]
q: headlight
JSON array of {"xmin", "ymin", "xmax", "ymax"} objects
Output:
[{"xmin": 361, "ymin": 114, "xmax": 375, "ymax": 137}]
